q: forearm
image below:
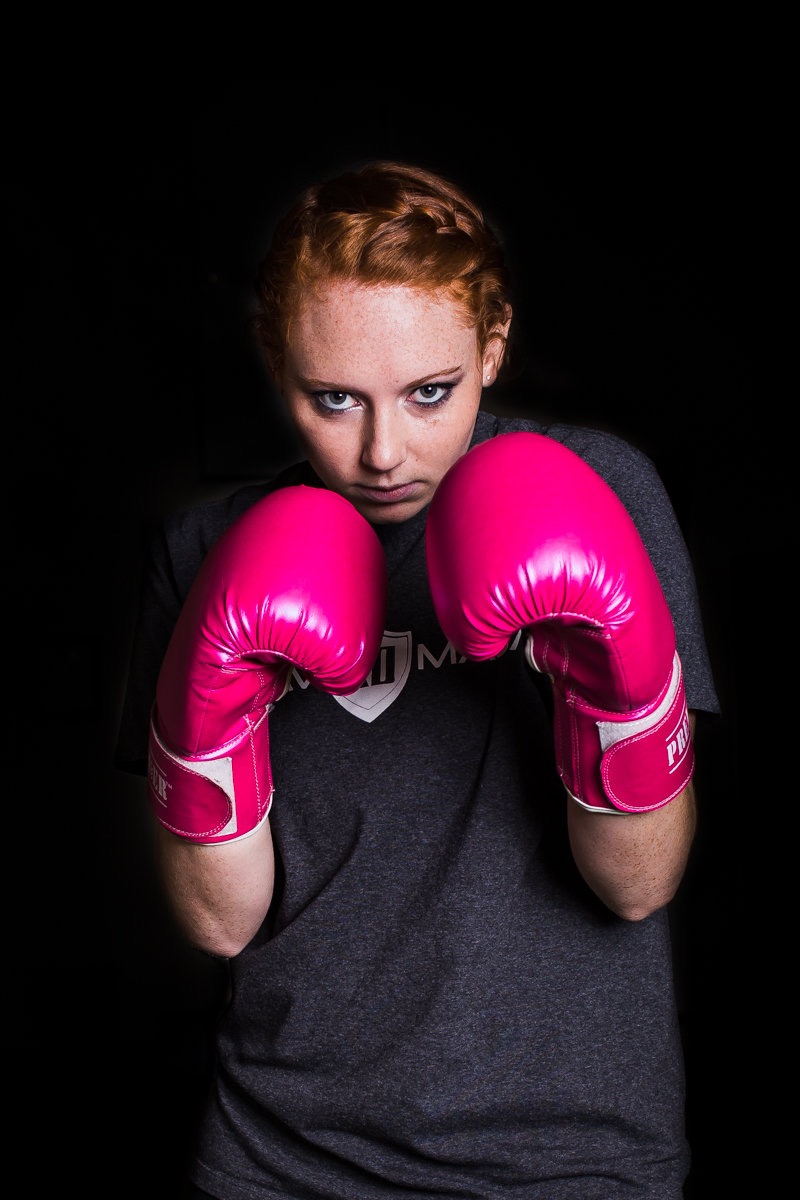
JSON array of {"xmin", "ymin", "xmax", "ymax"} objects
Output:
[
  {"xmin": 142, "ymin": 485, "xmax": 384, "ymax": 957},
  {"xmin": 567, "ymin": 780, "xmax": 696, "ymax": 921},
  {"xmin": 155, "ymin": 819, "xmax": 275, "ymax": 957}
]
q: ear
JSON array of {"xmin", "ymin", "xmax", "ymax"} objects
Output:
[{"xmin": 481, "ymin": 305, "xmax": 513, "ymax": 387}]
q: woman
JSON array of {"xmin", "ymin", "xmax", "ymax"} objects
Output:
[{"xmin": 116, "ymin": 160, "xmax": 720, "ymax": 1198}]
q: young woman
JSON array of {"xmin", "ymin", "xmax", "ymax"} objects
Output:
[{"xmin": 116, "ymin": 160, "xmax": 720, "ymax": 1198}]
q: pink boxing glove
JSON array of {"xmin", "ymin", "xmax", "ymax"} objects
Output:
[
  {"xmin": 426, "ymin": 433, "xmax": 694, "ymax": 814},
  {"xmin": 148, "ymin": 486, "xmax": 387, "ymax": 843}
]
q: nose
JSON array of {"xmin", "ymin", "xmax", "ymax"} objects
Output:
[{"xmin": 360, "ymin": 407, "xmax": 408, "ymax": 475}]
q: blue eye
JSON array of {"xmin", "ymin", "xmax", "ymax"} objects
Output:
[
  {"xmin": 413, "ymin": 383, "xmax": 450, "ymax": 405},
  {"xmin": 315, "ymin": 391, "xmax": 358, "ymax": 412}
]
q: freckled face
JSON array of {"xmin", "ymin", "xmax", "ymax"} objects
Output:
[{"xmin": 278, "ymin": 282, "xmax": 500, "ymax": 523}]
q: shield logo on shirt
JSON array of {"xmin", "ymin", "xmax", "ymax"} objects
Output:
[{"xmin": 333, "ymin": 630, "xmax": 412, "ymax": 723}]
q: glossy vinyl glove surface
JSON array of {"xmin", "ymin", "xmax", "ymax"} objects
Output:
[
  {"xmin": 149, "ymin": 486, "xmax": 387, "ymax": 842},
  {"xmin": 426, "ymin": 433, "xmax": 693, "ymax": 813}
]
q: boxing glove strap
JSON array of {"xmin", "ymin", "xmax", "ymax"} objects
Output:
[
  {"xmin": 557, "ymin": 652, "xmax": 694, "ymax": 814},
  {"xmin": 147, "ymin": 706, "xmax": 274, "ymax": 843}
]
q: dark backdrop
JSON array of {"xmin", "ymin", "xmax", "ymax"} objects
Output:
[{"xmin": 11, "ymin": 85, "xmax": 772, "ymax": 1194}]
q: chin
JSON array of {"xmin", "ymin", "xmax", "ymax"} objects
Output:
[{"xmin": 362, "ymin": 500, "xmax": 425, "ymax": 525}]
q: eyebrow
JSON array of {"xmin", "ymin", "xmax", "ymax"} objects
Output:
[
  {"xmin": 408, "ymin": 364, "xmax": 462, "ymax": 387},
  {"xmin": 298, "ymin": 364, "xmax": 463, "ymax": 392}
]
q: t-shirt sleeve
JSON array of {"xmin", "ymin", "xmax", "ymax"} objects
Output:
[
  {"xmin": 113, "ymin": 483, "xmax": 275, "ymax": 774},
  {"xmin": 545, "ymin": 422, "xmax": 721, "ymax": 717},
  {"xmin": 113, "ymin": 519, "xmax": 192, "ymax": 775},
  {"xmin": 114, "ymin": 467, "xmax": 316, "ymax": 775}
]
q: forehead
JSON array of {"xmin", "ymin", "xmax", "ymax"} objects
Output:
[{"xmin": 289, "ymin": 281, "xmax": 477, "ymax": 375}]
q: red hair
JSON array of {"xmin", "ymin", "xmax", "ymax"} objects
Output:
[{"xmin": 251, "ymin": 161, "xmax": 513, "ymax": 378}]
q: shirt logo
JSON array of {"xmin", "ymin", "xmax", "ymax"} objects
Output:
[
  {"xmin": 334, "ymin": 630, "xmax": 413, "ymax": 723},
  {"xmin": 287, "ymin": 629, "xmax": 522, "ymax": 723}
]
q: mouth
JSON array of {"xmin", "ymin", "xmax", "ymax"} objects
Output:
[{"xmin": 352, "ymin": 482, "xmax": 423, "ymax": 506}]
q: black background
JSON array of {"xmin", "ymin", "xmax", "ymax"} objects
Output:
[{"xmin": 11, "ymin": 82, "xmax": 774, "ymax": 1194}]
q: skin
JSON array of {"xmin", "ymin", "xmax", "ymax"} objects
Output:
[
  {"xmin": 277, "ymin": 282, "xmax": 509, "ymax": 523},
  {"xmin": 156, "ymin": 280, "xmax": 697, "ymax": 955}
]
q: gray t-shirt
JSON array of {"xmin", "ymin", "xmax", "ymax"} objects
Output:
[{"xmin": 116, "ymin": 412, "xmax": 720, "ymax": 1198}]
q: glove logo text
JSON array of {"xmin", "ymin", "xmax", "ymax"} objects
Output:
[
  {"xmin": 666, "ymin": 710, "xmax": 691, "ymax": 772},
  {"xmin": 148, "ymin": 755, "xmax": 171, "ymax": 806}
]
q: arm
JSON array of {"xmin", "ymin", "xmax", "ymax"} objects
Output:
[
  {"xmin": 427, "ymin": 432, "xmax": 698, "ymax": 917},
  {"xmin": 147, "ymin": 485, "xmax": 386, "ymax": 958},
  {"xmin": 155, "ymin": 822, "xmax": 275, "ymax": 957},
  {"xmin": 567, "ymin": 715, "xmax": 697, "ymax": 920}
]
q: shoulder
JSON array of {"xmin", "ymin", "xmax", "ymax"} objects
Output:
[
  {"xmin": 160, "ymin": 461, "xmax": 315, "ymax": 600},
  {"xmin": 479, "ymin": 411, "xmax": 721, "ymax": 715},
  {"xmin": 476, "ymin": 411, "xmax": 664, "ymax": 513},
  {"xmin": 544, "ymin": 423, "xmax": 667, "ymax": 514}
]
